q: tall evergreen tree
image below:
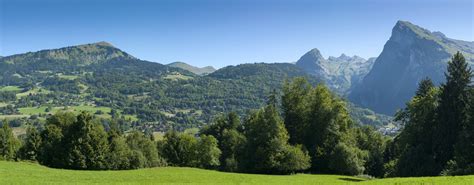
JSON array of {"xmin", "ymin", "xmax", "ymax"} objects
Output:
[
  {"xmin": 18, "ymin": 127, "xmax": 42, "ymax": 161},
  {"xmin": 433, "ymin": 52, "xmax": 472, "ymax": 173},
  {"xmin": 392, "ymin": 78, "xmax": 439, "ymax": 176},
  {"xmin": 449, "ymin": 87, "xmax": 474, "ymax": 175},
  {"xmin": 0, "ymin": 122, "xmax": 19, "ymax": 160}
]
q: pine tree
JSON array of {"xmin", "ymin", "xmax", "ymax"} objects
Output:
[
  {"xmin": 449, "ymin": 87, "xmax": 474, "ymax": 174},
  {"xmin": 393, "ymin": 78, "xmax": 439, "ymax": 176},
  {"xmin": 433, "ymin": 52, "xmax": 472, "ymax": 172},
  {"xmin": 18, "ymin": 127, "xmax": 42, "ymax": 161},
  {"xmin": 0, "ymin": 122, "xmax": 20, "ymax": 160}
]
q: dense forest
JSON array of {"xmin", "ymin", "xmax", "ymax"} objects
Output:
[{"xmin": 1, "ymin": 52, "xmax": 472, "ymax": 177}]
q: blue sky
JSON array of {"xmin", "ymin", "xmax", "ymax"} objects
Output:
[{"xmin": 1, "ymin": 0, "xmax": 473, "ymax": 68}]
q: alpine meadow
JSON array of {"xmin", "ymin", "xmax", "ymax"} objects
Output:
[{"xmin": 1, "ymin": 0, "xmax": 473, "ymax": 184}]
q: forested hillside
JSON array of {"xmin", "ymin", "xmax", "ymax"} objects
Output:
[{"xmin": 0, "ymin": 42, "xmax": 391, "ymax": 133}]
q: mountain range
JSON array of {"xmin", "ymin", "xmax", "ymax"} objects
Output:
[
  {"xmin": 295, "ymin": 49, "xmax": 376, "ymax": 94},
  {"xmin": 292, "ymin": 21, "xmax": 473, "ymax": 115},
  {"xmin": 1, "ymin": 20, "xmax": 472, "ymax": 132}
]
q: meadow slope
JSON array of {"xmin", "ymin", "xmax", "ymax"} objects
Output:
[{"xmin": 0, "ymin": 161, "xmax": 473, "ymax": 185}]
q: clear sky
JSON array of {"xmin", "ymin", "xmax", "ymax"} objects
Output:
[{"xmin": 1, "ymin": 0, "xmax": 473, "ymax": 68}]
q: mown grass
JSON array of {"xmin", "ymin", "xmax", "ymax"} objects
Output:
[
  {"xmin": 0, "ymin": 86, "xmax": 22, "ymax": 92},
  {"xmin": 0, "ymin": 161, "xmax": 473, "ymax": 185}
]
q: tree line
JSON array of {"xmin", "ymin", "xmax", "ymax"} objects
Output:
[
  {"xmin": 0, "ymin": 52, "xmax": 472, "ymax": 177},
  {"xmin": 386, "ymin": 52, "xmax": 474, "ymax": 176}
]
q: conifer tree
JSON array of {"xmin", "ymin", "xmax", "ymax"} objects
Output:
[
  {"xmin": 393, "ymin": 78, "xmax": 439, "ymax": 176},
  {"xmin": 449, "ymin": 87, "xmax": 474, "ymax": 175},
  {"xmin": 0, "ymin": 122, "xmax": 19, "ymax": 160},
  {"xmin": 433, "ymin": 52, "xmax": 472, "ymax": 172},
  {"xmin": 18, "ymin": 127, "xmax": 42, "ymax": 161}
]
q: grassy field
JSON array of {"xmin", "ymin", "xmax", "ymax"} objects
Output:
[
  {"xmin": 0, "ymin": 114, "xmax": 29, "ymax": 120},
  {"xmin": 0, "ymin": 161, "xmax": 473, "ymax": 185},
  {"xmin": 18, "ymin": 105, "xmax": 112, "ymax": 115},
  {"xmin": 0, "ymin": 86, "xmax": 22, "ymax": 92},
  {"xmin": 16, "ymin": 88, "xmax": 51, "ymax": 98},
  {"xmin": 163, "ymin": 73, "xmax": 193, "ymax": 81}
]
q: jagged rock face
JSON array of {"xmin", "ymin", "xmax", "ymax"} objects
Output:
[
  {"xmin": 349, "ymin": 21, "xmax": 474, "ymax": 115},
  {"xmin": 296, "ymin": 49, "xmax": 375, "ymax": 94}
]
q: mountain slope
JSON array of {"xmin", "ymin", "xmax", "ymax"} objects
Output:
[
  {"xmin": 1, "ymin": 42, "xmax": 134, "ymax": 66},
  {"xmin": 0, "ymin": 43, "xmax": 392, "ymax": 131},
  {"xmin": 349, "ymin": 21, "xmax": 474, "ymax": 115},
  {"xmin": 295, "ymin": 49, "xmax": 375, "ymax": 94},
  {"xmin": 168, "ymin": 62, "xmax": 216, "ymax": 75}
]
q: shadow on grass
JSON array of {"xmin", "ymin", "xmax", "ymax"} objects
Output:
[{"xmin": 338, "ymin": 177, "xmax": 365, "ymax": 182}]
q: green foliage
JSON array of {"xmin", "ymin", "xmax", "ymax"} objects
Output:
[
  {"xmin": 200, "ymin": 112, "xmax": 246, "ymax": 171},
  {"xmin": 393, "ymin": 78, "xmax": 439, "ymax": 176},
  {"xmin": 106, "ymin": 136, "xmax": 132, "ymax": 170},
  {"xmin": 159, "ymin": 131, "xmax": 198, "ymax": 167},
  {"xmin": 126, "ymin": 131, "xmax": 165, "ymax": 168},
  {"xmin": 282, "ymin": 77, "xmax": 311, "ymax": 145},
  {"xmin": 389, "ymin": 52, "xmax": 473, "ymax": 177},
  {"xmin": 328, "ymin": 142, "xmax": 367, "ymax": 176},
  {"xmin": 282, "ymin": 78, "xmax": 358, "ymax": 173},
  {"xmin": 241, "ymin": 104, "xmax": 310, "ymax": 174},
  {"xmin": 0, "ymin": 123, "xmax": 20, "ymax": 160},
  {"xmin": 433, "ymin": 52, "xmax": 472, "ymax": 173},
  {"xmin": 64, "ymin": 112, "xmax": 109, "ymax": 170},
  {"xmin": 354, "ymin": 126, "xmax": 388, "ymax": 177},
  {"xmin": 159, "ymin": 131, "xmax": 221, "ymax": 169},
  {"xmin": 18, "ymin": 127, "xmax": 42, "ymax": 161},
  {"xmin": 448, "ymin": 88, "xmax": 474, "ymax": 175},
  {"xmin": 27, "ymin": 112, "xmax": 165, "ymax": 170},
  {"xmin": 196, "ymin": 135, "xmax": 221, "ymax": 169}
]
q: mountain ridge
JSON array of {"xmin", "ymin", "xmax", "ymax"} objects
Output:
[
  {"xmin": 167, "ymin": 62, "xmax": 216, "ymax": 75},
  {"xmin": 349, "ymin": 20, "xmax": 474, "ymax": 114},
  {"xmin": 295, "ymin": 48, "xmax": 375, "ymax": 94}
]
